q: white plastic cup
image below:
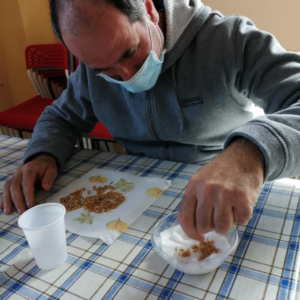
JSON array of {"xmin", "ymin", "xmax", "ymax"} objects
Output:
[{"xmin": 18, "ymin": 203, "xmax": 67, "ymax": 270}]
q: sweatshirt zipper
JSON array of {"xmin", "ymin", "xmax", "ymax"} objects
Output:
[
  {"xmin": 146, "ymin": 91, "xmax": 160, "ymax": 140},
  {"xmin": 146, "ymin": 91, "xmax": 170, "ymax": 160},
  {"xmin": 165, "ymin": 141, "xmax": 170, "ymax": 160}
]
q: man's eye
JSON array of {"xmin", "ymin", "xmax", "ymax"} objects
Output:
[
  {"xmin": 123, "ymin": 48, "xmax": 136, "ymax": 59},
  {"xmin": 93, "ymin": 69, "xmax": 103, "ymax": 75}
]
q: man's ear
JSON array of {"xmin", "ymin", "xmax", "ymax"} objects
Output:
[{"xmin": 143, "ymin": 0, "xmax": 159, "ymax": 24}]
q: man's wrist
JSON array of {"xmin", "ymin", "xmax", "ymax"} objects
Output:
[
  {"xmin": 31, "ymin": 153, "xmax": 58, "ymax": 166},
  {"xmin": 228, "ymin": 137, "xmax": 265, "ymax": 178}
]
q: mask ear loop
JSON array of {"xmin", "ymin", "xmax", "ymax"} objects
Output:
[
  {"xmin": 148, "ymin": 25, "xmax": 154, "ymax": 51},
  {"xmin": 148, "ymin": 24, "xmax": 163, "ymax": 53}
]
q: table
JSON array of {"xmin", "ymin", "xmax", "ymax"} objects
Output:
[{"xmin": 0, "ymin": 135, "xmax": 300, "ymax": 300}]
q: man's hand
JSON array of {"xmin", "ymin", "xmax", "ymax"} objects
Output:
[
  {"xmin": 0, "ymin": 154, "xmax": 58, "ymax": 215},
  {"xmin": 178, "ymin": 138, "xmax": 264, "ymax": 240}
]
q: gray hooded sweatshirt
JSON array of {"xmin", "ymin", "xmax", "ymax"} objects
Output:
[{"xmin": 24, "ymin": 0, "xmax": 300, "ymax": 181}]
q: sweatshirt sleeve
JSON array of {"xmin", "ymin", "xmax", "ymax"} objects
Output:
[
  {"xmin": 23, "ymin": 63, "xmax": 99, "ymax": 170},
  {"xmin": 224, "ymin": 16, "xmax": 300, "ymax": 181}
]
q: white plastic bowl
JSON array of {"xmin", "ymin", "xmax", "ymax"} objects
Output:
[{"xmin": 151, "ymin": 212, "xmax": 238, "ymax": 275}]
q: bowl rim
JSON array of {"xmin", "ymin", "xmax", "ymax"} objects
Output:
[{"xmin": 151, "ymin": 211, "xmax": 239, "ymax": 263}]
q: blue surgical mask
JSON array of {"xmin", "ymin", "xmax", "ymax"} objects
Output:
[{"xmin": 97, "ymin": 25, "xmax": 167, "ymax": 93}]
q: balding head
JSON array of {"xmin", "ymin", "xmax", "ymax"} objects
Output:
[
  {"xmin": 49, "ymin": 0, "xmax": 147, "ymax": 43},
  {"xmin": 49, "ymin": 0, "xmax": 164, "ymax": 82}
]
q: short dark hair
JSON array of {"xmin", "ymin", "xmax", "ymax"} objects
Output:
[{"xmin": 49, "ymin": 0, "xmax": 146, "ymax": 45}]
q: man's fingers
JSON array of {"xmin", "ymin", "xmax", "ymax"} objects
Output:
[
  {"xmin": 2, "ymin": 178, "xmax": 14, "ymax": 214},
  {"xmin": 1, "ymin": 178, "xmax": 13, "ymax": 214},
  {"xmin": 0, "ymin": 155, "xmax": 58, "ymax": 216},
  {"xmin": 195, "ymin": 202, "xmax": 214, "ymax": 235},
  {"xmin": 213, "ymin": 201, "xmax": 234, "ymax": 234},
  {"xmin": 233, "ymin": 203, "xmax": 253, "ymax": 225},
  {"xmin": 22, "ymin": 168, "xmax": 38, "ymax": 209},
  {"xmin": 178, "ymin": 195, "xmax": 205, "ymax": 241},
  {"xmin": 10, "ymin": 171, "xmax": 26, "ymax": 214},
  {"xmin": 0, "ymin": 194, "xmax": 4, "ymax": 210},
  {"xmin": 41, "ymin": 164, "xmax": 57, "ymax": 191},
  {"xmin": 193, "ymin": 184, "xmax": 217, "ymax": 235}
]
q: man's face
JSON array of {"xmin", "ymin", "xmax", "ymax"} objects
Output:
[{"xmin": 62, "ymin": 2, "xmax": 163, "ymax": 81}]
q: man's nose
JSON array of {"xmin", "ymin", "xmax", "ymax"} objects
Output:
[{"xmin": 115, "ymin": 62, "xmax": 139, "ymax": 81}]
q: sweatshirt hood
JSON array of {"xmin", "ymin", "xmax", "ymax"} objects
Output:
[{"xmin": 162, "ymin": 0, "xmax": 211, "ymax": 72}]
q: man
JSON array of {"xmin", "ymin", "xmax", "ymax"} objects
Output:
[{"xmin": 1, "ymin": 0, "xmax": 300, "ymax": 241}]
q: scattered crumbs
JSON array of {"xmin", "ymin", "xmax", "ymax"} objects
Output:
[
  {"xmin": 175, "ymin": 239, "xmax": 220, "ymax": 261},
  {"xmin": 198, "ymin": 240, "xmax": 221, "ymax": 261},
  {"xmin": 181, "ymin": 249, "xmax": 191, "ymax": 257}
]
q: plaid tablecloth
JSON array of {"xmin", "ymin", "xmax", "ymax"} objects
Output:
[{"xmin": 0, "ymin": 135, "xmax": 300, "ymax": 300}]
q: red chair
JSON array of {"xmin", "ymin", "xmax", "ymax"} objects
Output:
[
  {"xmin": 0, "ymin": 96, "xmax": 114, "ymax": 140},
  {"xmin": 0, "ymin": 44, "xmax": 113, "ymax": 142},
  {"xmin": 26, "ymin": 44, "xmax": 70, "ymax": 97},
  {"xmin": 88, "ymin": 122, "xmax": 114, "ymax": 140},
  {"xmin": 37, "ymin": 69, "xmax": 67, "ymax": 98},
  {"xmin": 0, "ymin": 44, "xmax": 68, "ymax": 137},
  {"xmin": 0, "ymin": 96, "xmax": 55, "ymax": 131}
]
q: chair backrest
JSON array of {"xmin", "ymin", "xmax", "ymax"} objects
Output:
[
  {"xmin": 25, "ymin": 44, "xmax": 70, "ymax": 98},
  {"xmin": 74, "ymin": 57, "xmax": 80, "ymax": 69},
  {"xmin": 25, "ymin": 44, "xmax": 69, "ymax": 71}
]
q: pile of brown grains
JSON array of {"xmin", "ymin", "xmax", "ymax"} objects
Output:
[
  {"xmin": 82, "ymin": 185, "xmax": 125, "ymax": 213},
  {"xmin": 174, "ymin": 239, "xmax": 220, "ymax": 261},
  {"xmin": 60, "ymin": 185, "xmax": 125, "ymax": 213},
  {"xmin": 60, "ymin": 188, "xmax": 86, "ymax": 212},
  {"xmin": 198, "ymin": 240, "xmax": 221, "ymax": 260}
]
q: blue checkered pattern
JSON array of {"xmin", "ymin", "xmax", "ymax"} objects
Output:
[{"xmin": 1, "ymin": 135, "xmax": 300, "ymax": 300}]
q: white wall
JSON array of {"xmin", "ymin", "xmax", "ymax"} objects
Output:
[{"xmin": 203, "ymin": 0, "xmax": 300, "ymax": 51}]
